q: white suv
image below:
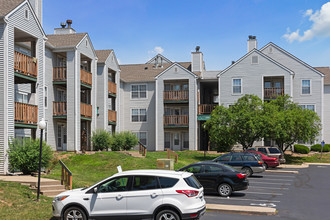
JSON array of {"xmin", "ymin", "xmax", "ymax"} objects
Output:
[{"xmin": 52, "ymin": 169, "xmax": 206, "ymax": 220}]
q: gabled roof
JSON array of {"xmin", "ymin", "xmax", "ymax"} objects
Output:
[
  {"xmin": 0, "ymin": 0, "xmax": 24, "ymax": 17},
  {"xmin": 120, "ymin": 62, "xmax": 192, "ymax": 82},
  {"xmin": 155, "ymin": 62, "xmax": 198, "ymax": 80},
  {"xmin": 46, "ymin": 33, "xmax": 87, "ymax": 48},
  {"xmin": 96, "ymin": 50, "xmax": 113, "ymax": 63},
  {"xmin": 218, "ymin": 48, "xmax": 294, "ymax": 76},
  {"xmin": 260, "ymin": 42, "xmax": 324, "ymax": 77},
  {"xmin": 314, "ymin": 67, "xmax": 330, "ymax": 85},
  {"xmin": 146, "ymin": 54, "xmax": 172, "ymax": 64}
]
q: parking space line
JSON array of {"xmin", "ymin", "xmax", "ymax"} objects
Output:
[
  {"xmin": 249, "ymin": 178, "xmax": 293, "ymax": 181},
  {"xmin": 249, "ymin": 186, "xmax": 289, "ymax": 190},
  {"xmin": 248, "ymin": 181, "xmax": 291, "ymax": 185},
  {"xmin": 204, "ymin": 196, "xmax": 280, "ymax": 203},
  {"xmin": 259, "ymin": 174, "xmax": 296, "ymax": 178},
  {"xmin": 244, "ymin": 191, "xmax": 283, "ymax": 195}
]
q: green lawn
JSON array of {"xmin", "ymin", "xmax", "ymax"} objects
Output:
[{"xmin": 285, "ymin": 152, "xmax": 330, "ymax": 164}]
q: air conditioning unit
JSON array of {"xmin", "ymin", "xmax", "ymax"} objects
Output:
[{"xmin": 157, "ymin": 159, "xmax": 174, "ymax": 170}]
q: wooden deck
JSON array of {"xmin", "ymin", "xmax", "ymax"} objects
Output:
[
  {"xmin": 164, "ymin": 115, "xmax": 189, "ymax": 126},
  {"xmin": 81, "ymin": 103, "xmax": 92, "ymax": 118},
  {"xmin": 164, "ymin": 90, "xmax": 188, "ymax": 102},
  {"xmin": 108, "ymin": 81, "xmax": 117, "ymax": 94},
  {"xmin": 14, "ymin": 51, "xmax": 37, "ymax": 78},
  {"xmin": 108, "ymin": 110, "xmax": 117, "ymax": 122},
  {"xmin": 15, "ymin": 102, "xmax": 38, "ymax": 125},
  {"xmin": 80, "ymin": 69, "xmax": 92, "ymax": 86},
  {"xmin": 53, "ymin": 67, "xmax": 67, "ymax": 81},
  {"xmin": 264, "ymin": 88, "xmax": 284, "ymax": 99},
  {"xmin": 198, "ymin": 104, "xmax": 217, "ymax": 114},
  {"xmin": 53, "ymin": 102, "xmax": 67, "ymax": 116}
]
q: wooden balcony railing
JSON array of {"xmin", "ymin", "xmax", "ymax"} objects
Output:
[
  {"xmin": 53, "ymin": 67, "xmax": 67, "ymax": 81},
  {"xmin": 164, "ymin": 115, "xmax": 189, "ymax": 126},
  {"xmin": 264, "ymin": 88, "xmax": 284, "ymax": 99},
  {"xmin": 15, "ymin": 102, "xmax": 38, "ymax": 125},
  {"xmin": 198, "ymin": 104, "xmax": 217, "ymax": 115},
  {"xmin": 108, "ymin": 110, "xmax": 117, "ymax": 122},
  {"xmin": 81, "ymin": 102, "xmax": 92, "ymax": 118},
  {"xmin": 108, "ymin": 81, "xmax": 117, "ymax": 95},
  {"xmin": 80, "ymin": 69, "xmax": 92, "ymax": 86},
  {"xmin": 164, "ymin": 90, "xmax": 189, "ymax": 102},
  {"xmin": 53, "ymin": 102, "xmax": 67, "ymax": 116},
  {"xmin": 167, "ymin": 148, "xmax": 178, "ymax": 163},
  {"xmin": 14, "ymin": 51, "xmax": 37, "ymax": 78}
]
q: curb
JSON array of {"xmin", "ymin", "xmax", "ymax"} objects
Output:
[
  {"xmin": 206, "ymin": 204, "xmax": 276, "ymax": 215},
  {"xmin": 265, "ymin": 170, "xmax": 299, "ymax": 174}
]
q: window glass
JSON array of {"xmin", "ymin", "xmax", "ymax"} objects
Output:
[
  {"xmin": 140, "ymin": 109, "xmax": 147, "ymax": 121},
  {"xmin": 131, "ymin": 84, "xmax": 147, "ymax": 99},
  {"xmin": 184, "ymin": 165, "xmax": 202, "ymax": 174},
  {"xmin": 131, "ymin": 109, "xmax": 147, "ymax": 122},
  {"xmin": 302, "ymin": 80, "xmax": 310, "ymax": 94},
  {"xmin": 269, "ymin": 148, "xmax": 281, "ymax": 153},
  {"xmin": 139, "ymin": 85, "xmax": 147, "ymax": 98},
  {"xmin": 242, "ymin": 155, "xmax": 256, "ymax": 161},
  {"xmin": 258, "ymin": 148, "xmax": 267, "ymax": 154},
  {"xmin": 98, "ymin": 177, "xmax": 129, "ymax": 193},
  {"xmin": 204, "ymin": 165, "xmax": 223, "ymax": 173},
  {"xmin": 132, "ymin": 176, "xmax": 158, "ymax": 191},
  {"xmin": 218, "ymin": 155, "xmax": 231, "ymax": 162},
  {"xmin": 159, "ymin": 177, "xmax": 179, "ymax": 188},
  {"xmin": 184, "ymin": 175, "xmax": 202, "ymax": 189},
  {"xmin": 231, "ymin": 155, "xmax": 242, "ymax": 161},
  {"xmin": 164, "ymin": 132, "xmax": 171, "ymax": 148},
  {"xmin": 233, "ymin": 79, "xmax": 241, "ymax": 94}
]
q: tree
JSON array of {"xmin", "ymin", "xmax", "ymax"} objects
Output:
[
  {"xmin": 230, "ymin": 94, "xmax": 264, "ymax": 150},
  {"xmin": 204, "ymin": 105, "xmax": 236, "ymax": 152},
  {"xmin": 265, "ymin": 95, "xmax": 321, "ymax": 152}
]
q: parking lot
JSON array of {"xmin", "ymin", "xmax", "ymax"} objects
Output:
[{"xmin": 204, "ymin": 169, "xmax": 298, "ymax": 209}]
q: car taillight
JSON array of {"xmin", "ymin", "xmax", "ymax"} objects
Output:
[
  {"xmin": 258, "ymin": 161, "xmax": 263, "ymax": 164},
  {"xmin": 272, "ymin": 157, "xmax": 277, "ymax": 160},
  {"xmin": 236, "ymin": 173, "xmax": 246, "ymax": 179},
  {"xmin": 176, "ymin": 190, "xmax": 199, "ymax": 197}
]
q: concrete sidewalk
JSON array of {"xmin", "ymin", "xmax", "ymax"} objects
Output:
[
  {"xmin": 206, "ymin": 204, "xmax": 276, "ymax": 215},
  {"xmin": 0, "ymin": 175, "xmax": 60, "ymax": 185}
]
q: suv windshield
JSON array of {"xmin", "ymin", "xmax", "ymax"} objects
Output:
[
  {"xmin": 184, "ymin": 175, "xmax": 202, "ymax": 189},
  {"xmin": 269, "ymin": 148, "xmax": 281, "ymax": 153}
]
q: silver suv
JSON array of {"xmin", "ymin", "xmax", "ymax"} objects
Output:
[
  {"xmin": 52, "ymin": 169, "xmax": 206, "ymax": 220},
  {"xmin": 248, "ymin": 146, "xmax": 286, "ymax": 163}
]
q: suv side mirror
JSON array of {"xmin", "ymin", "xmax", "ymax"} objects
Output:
[{"xmin": 94, "ymin": 187, "xmax": 98, "ymax": 193}]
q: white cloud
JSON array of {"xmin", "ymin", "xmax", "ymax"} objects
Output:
[
  {"xmin": 283, "ymin": 2, "xmax": 330, "ymax": 42},
  {"xmin": 148, "ymin": 46, "xmax": 164, "ymax": 55}
]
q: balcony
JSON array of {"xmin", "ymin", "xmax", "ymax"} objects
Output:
[
  {"xmin": 163, "ymin": 90, "xmax": 189, "ymax": 103},
  {"xmin": 108, "ymin": 81, "xmax": 117, "ymax": 96},
  {"xmin": 81, "ymin": 103, "xmax": 92, "ymax": 119},
  {"xmin": 53, "ymin": 102, "xmax": 67, "ymax": 117},
  {"xmin": 80, "ymin": 69, "xmax": 92, "ymax": 88},
  {"xmin": 15, "ymin": 102, "xmax": 38, "ymax": 127},
  {"xmin": 198, "ymin": 104, "xmax": 217, "ymax": 115},
  {"xmin": 164, "ymin": 115, "xmax": 189, "ymax": 128},
  {"xmin": 264, "ymin": 88, "xmax": 284, "ymax": 100},
  {"xmin": 14, "ymin": 51, "xmax": 37, "ymax": 81},
  {"xmin": 108, "ymin": 110, "xmax": 117, "ymax": 124},
  {"xmin": 53, "ymin": 67, "xmax": 67, "ymax": 83}
]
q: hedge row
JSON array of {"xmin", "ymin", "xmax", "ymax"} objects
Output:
[
  {"xmin": 293, "ymin": 144, "xmax": 310, "ymax": 154},
  {"xmin": 310, "ymin": 144, "xmax": 330, "ymax": 152}
]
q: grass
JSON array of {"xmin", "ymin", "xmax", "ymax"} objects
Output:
[
  {"xmin": 0, "ymin": 181, "xmax": 54, "ymax": 220},
  {"xmin": 285, "ymin": 152, "xmax": 330, "ymax": 164}
]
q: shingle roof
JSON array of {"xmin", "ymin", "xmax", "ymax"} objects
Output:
[
  {"xmin": 120, "ymin": 62, "xmax": 192, "ymax": 82},
  {"xmin": 96, "ymin": 50, "xmax": 113, "ymax": 63},
  {"xmin": 314, "ymin": 67, "xmax": 330, "ymax": 85},
  {"xmin": 0, "ymin": 0, "xmax": 25, "ymax": 17},
  {"xmin": 46, "ymin": 33, "xmax": 87, "ymax": 48}
]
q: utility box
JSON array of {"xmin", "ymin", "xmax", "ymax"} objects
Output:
[{"xmin": 157, "ymin": 159, "xmax": 174, "ymax": 170}]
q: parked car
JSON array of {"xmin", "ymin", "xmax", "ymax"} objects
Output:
[
  {"xmin": 213, "ymin": 152, "xmax": 265, "ymax": 177},
  {"xmin": 246, "ymin": 150, "xmax": 279, "ymax": 169},
  {"xmin": 178, "ymin": 161, "xmax": 248, "ymax": 197},
  {"xmin": 248, "ymin": 146, "xmax": 286, "ymax": 164},
  {"xmin": 52, "ymin": 170, "xmax": 206, "ymax": 220}
]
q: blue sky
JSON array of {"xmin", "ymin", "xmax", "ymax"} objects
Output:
[{"xmin": 43, "ymin": 0, "xmax": 330, "ymax": 70}]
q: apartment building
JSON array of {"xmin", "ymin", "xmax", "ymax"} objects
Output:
[{"xmin": 0, "ymin": 0, "xmax": 45, "ymax": 174}]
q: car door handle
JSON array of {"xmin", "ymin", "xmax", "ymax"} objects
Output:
[
  {"xmin": 151, "ymin": 193, "xmax": 158, "ymax": 198},
  {"xmin": 116, "ymin": 194, "xmax": 123, "ymax": 200},
  {"xmin": 83, "ymin": 198, "xmax": 89, "ymax": 201}
]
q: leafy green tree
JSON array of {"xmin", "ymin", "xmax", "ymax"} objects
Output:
[
  {"xmin": 8, "ymin": 138, "xmax": 53, "ymax": 175},
  {"xmin": 230, "ymin": 94, "xmax": 264, "ymax": 150},
  {"xmin": 204, "ymin": 105, "xmax": 236, "ymax": 152}
]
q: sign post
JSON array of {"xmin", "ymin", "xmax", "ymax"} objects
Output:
[{"xmin": 321, "ymin": 140, "xmax": 325, "ymax": 160}]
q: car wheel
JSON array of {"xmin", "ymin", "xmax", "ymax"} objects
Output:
[
  {"xmin": 155, "ymin": 209, "xmax": 180, "ymax": 220},
  {"xmin": 63, "ymin": 206, "xmax": 87, "ymax": 220},
  {"xmin": 218, "ymin": 183, "xmax": 232, "ymax": 197},
  {"xmin": 242, "ymin": 167, "xmax": 253, "ymax": 177}
]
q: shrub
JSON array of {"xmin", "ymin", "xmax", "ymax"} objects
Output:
[
  {"xmin": 311, "ymin": 144, "xmax": 330, "ymax": 152},
  {"xmin": 110, "ymin": 133, "xmax": 124, "ymax": 151},
  {"xmin": 8, "ymin": 138, "xmax": 53, "ymax": 175},
  {"xmin": 91, "ymin": 129, "xmax": 111, "ymax": 151},
  {"xmin": 294, "ymin": 144, "xmax": 310, "ymax": 154},
  {"xmin": 121, "ymin": 131, "xmax": 139, "ymax": 151}
]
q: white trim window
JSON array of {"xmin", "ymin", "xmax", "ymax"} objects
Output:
[
  {"xmin": 302, "ymin": 80, "xmax": 311, "ymax": 95},
  {"xmin": 232, "ymin": 79, "xmax": 242, "ymax": 94},
  {"xmin": 299, "ymin": 104, "xmax": 315, "ymax": 112},
  {"xmin": 131, "ymin": 108, "xmax": 147, "ymax": 122},
  {"xmin": 131, "ymin": 84, "xmax": 147, "ymax": 99},
  {"xmin": 15, "ymin": 91, "xmax": 28, "ymax": 103},
  {"xmin": 134, "ymin": 132, "xmax": 147, "ymax": 145}
]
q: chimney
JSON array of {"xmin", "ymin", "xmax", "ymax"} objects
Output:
[
  {"xmin": 247, "ymin": 35, "xmax": 257, "ymax": 52},
  {"xmin": 54, "ymin": 19, "xmax": 76, "ymax": 34},
  {"xmin": 66, "ymin": 20, "xmax": 72, "ymax": 28},
  {"xmin": 191, "ymin": 46, "xmax": 205, "ymax": 73}
]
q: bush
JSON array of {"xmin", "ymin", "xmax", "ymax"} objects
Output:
[
  {"xmin": 91, "ymin": 129, "xmax": 111, "ymax": 151},
  {"xmin": 311, "ymin": 144, "xmax": 330, "ymax": 152},
  {"xmin": 110, "ymin": 133, "xmax": 124, "ymax": 151},
  {"xmin": 8, "ymin": 138, "xmax": 53, "ymax": 175},
  {"xmin": 121, "ymin": 131, "xmax": 139, "ymax": 151},
  {"xmin": 294, "ymin": 144, "xmax": 310, "ymax": 154}
]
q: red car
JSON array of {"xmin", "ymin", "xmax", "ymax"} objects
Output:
[{"xmin": 246, "ymin": 150, "xmax": 279, "ymax": 169}]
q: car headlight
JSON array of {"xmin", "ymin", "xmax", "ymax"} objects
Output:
[{"xmin": 54, "ymin": 195, "xmax": 70, "ymax": 202}]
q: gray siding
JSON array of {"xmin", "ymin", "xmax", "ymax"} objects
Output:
[
  {"xmin": 324, "ymin": 85, "xmax": 330, "ymax": 144},
  {"xmin": 0, "ymin": 22, "xmax": 6, "ymax": 174},
  {"xmin": 96, "ymin": 64, "xmax": 107, "ymax": 130}
]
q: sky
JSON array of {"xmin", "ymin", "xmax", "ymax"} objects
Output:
[{"xmin": 43, "ymin": 0, "xmax": 330, "ymax": 70}]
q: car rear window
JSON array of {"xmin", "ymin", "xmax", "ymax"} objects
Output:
[
  {"xmin": 184, "ymin": 175, "xmax": 202, "ymax": 189},
  {"xmin": 158, "ymin": 177, "xmax": 179, "ymax": 188},
  {"xmin": 269, "ymin": 148, "xmax": 281, "ymax": 153},
  {"xmin": 242, "ymin": 155, "xmax": 257, "ymax": 161}
]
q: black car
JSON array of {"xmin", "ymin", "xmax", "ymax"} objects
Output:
[
  {"xmin": 178, "ymin": 161, "xmax": 248, "ymax": 197},
  {"xmin": 213, "ymin": 152, "xmax": 265, "ymax": 177}
]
